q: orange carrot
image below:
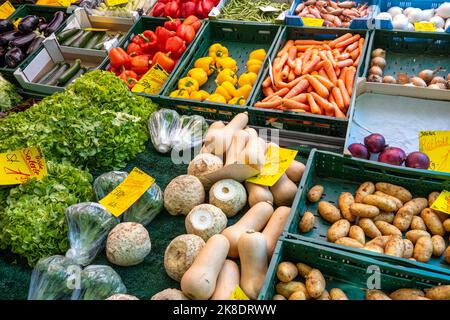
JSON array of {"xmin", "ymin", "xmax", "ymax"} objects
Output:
[
  {"xmin": 262, "ymin": 76, "xmax": 272, "ymax": 88},
  {"xmin": 277, "ymin": 40, "xmax": 294, "ymax": 57},
  {"xmin": 349, "ymin": 48, "xmax": 359, "ymax": 60},
  {"xmin": 288, "ymin": 69, "xmax": 296, "ymax": 82},
  {"xmin": 353, "ymin": 54, "xmax": 361, "ymax": 67},
  {"xmin": 329, "ymin": 33, "xmax": 352, "ymax": 48},
  {"xmin": 289, "ymin": 109, "xmax": 307, "ymax": 113},
  {"xmin": 306, "ymin": 75, "xmax": 329, "ymax": 98},
  {"xmin": 345, "ymin": 41, "xmax": 359, "ymax": 53},
  {"xmin": 336, "ymin": 68, "xmax": 340, "ymax": 77},
  {"xmin": 307, "ymin": 86, "xmax": 313, "ymax": 93},
  {"xmin": 345, "ymin": 66, "xmax": 356, "ymax": 96},
  {"xmin": 294, "ymin": 58, "xmax": 302, "ymax": 75},
  {"xmin": 335, "ymin": 34, "xmax": 360, "ymax": 49},
  {"xmin": 329, "ymin": 93, "xmax": 336, "ymax": 104},
  {"xmin": 313, "ymin": 74, "xmax": 334, "ymax": 91},
  {"xmin": 313, "ymin": 60, "xmax": 325, "ymax": 72},
  {"xmin": 332, "ymin": 87, "xmax": 345, "ymax": 111},
  {"xmin": 286, "ymin": 76, "xmax": 304, "ymax": 88},
  {"xmin": 337, "ymin": 59, "xmax": 353, "ymax": 68},
  {"xmin": 302, "ymin": 55, "xmax": 321, "ymax": 75},
  {"xmin": 255, "ymin": 97, "xmax": 283, "ymax": 109},
  {"xmin": 287, "ymin": 46, "xmax": 297, "ymax": 68},
  {"xmin": 339, "ymin": 52, "xmax": 350, "ymax": 60},
  {"xmin": 262, "ymin": 87, "xmax": 289, "ymax": 101},
  {"xmin": 310, "ymin": 92, "xmax": 334, "ymax": 115},
  {"xmin": 358, "ymin": 38, "xmax": 365, "ymax": 54},
  {"xmin": 289, "ymin": 93, "xmax": 307, "ymax": 103},
  {"xmin": 307, "ymin": 93, "xmax": 322, "ymax": 114},
  {"xmin": 337, "ymin": 79, "xmax": 350, "ymax": 108},
  {"xmin": 284, "ymin": 78, "xmax": 309, "ymax": 99},
  {"xmin": 282, "ymin": 99, "xmax": 310, "ymax": 111},
  {"xmin": 319, "ymin": 68, "xmax": 329, "ymax": 80},
  {"xmin": 301, "ymin": 48, "xmax": 312, "ymax": 65},
  {"xmin": 275, "ymin": 51, "xmax": 289, "ymax": 71},
  {"xmin": 281, "ymin": 65, "xmax": 290, "ymax": 80},
  {"xmin": 339, "ymin": 66, "xmax": 348, "ymax": 81},
  {"xmin": 326, "ymin": 51, "xmax": 337, "ymax": 69},
  {"xmin": 324, "ymin": 60, "xmax": 337, "ymax": 84},
  {"xmin": 262, "ymin": 87, "xmax": 274, "ymax": 97},
  {"xmin": 333, "ymin": 102, "xmax": 347, "ymax": 118},
  {"xmin": 295, "ymin": 45, "xmax": 314, "ymax": 52},
  {"xmin": 294, "ymin": 39, "xmax": 323, "ymax": 46},
  {"xmin": 318, "ymin": 51, "xmax": 329, "ymax": 63}
]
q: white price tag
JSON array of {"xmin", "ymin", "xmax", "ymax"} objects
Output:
[{"xmin": 259, "ymin": 5, "xmax": 281, "ymax": 13}]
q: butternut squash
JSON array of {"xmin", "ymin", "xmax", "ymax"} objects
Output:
[
  {"xmin": 285, "ymin": 160, "xmax": 305, "ymax": 183},
  {"xmin": 270, "ymin": 174, "xmax": 298, "ymax": 207},
  {"xmin": 239, "ymin": 135, "xmax": 267, "ymax": 170},
  {"xmin": 200, "ymin": 121, "xmax": 225, "ymax": 154},
  {"xmin": 180, "ymin": 234, "xmax": 230, "ymax": 300},
  {"xmin": 211, "ymin": 259, "xmax": 240, "ymax": 300},
  {"xmin": 238, "ymin": 230, "xmax": 268, "ymax": 300},
  {"xmin": 221, "ymin": 201, "xmax": 274, "ymax": 258},
  {"xmin": 262, "ymin": 206, "xmax": 291, "ymax": 257},
  {"xmin": 245, "ymin": 181, "xmax": 274, "ymax": 207},
  {"xmin": 225, "ymin": 130, "xmax": 250, "ymax": 165}
]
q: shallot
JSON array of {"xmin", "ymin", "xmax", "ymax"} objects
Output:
[
  {"xmin": 364, "ymin": 133, "xmax": 386, "ymax": 153},
  {"xmin": 418, "ymin": 67, "xmax": 443, "ymax": 83},
  {"xmin": 371, "ymin": 57, "xmax": 386, "ymax": 68},
  {"xmin": 382, "ymin": 76, "xmax": 396, "ymax": 84},
  {"xmin": 367, "ymin": 74, "xmax": 382, "ymax": 83},
  {"xmin": 411, "ymin": 77, "xmax": 427, "ymax": 87},
  {"xmin": 378, "ymin": 147, "xmax": 406, "ymax": 166},
  {"xmin": 430, "ymin": 76, "xmax": 446, "ymax": 84},
  {"xmin": 371, "ymin": 48, "xmax": 386, "ymax": 59},
  {"xmin": 405, "ymin": 152, "xmax": 430, "ymax": 169},
  {"xmin": 369, "ymin": 66, "xmax": 383, "ymax": 77},
  {"xmin": 348, "ymin": 143, "xmax": 370, "ymax": 160}
]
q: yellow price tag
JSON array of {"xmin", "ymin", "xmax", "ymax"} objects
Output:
[
  {"xmin": 419, "ymin": 130, "xmax": 450, "ymax": 173},
  {"xmin": 0, "ymin": 1, "xmax": 15, "ymax": 19},
  {"xmin": 430, "ymin": 190, "xmax": 450, "ymax": 215},
  {"xmin": 230, "ymin": 285, "xmax": 250, "ymax": 300},
  {"xmin": 301, "ymin": 17, "xmax": 324, "ymax": 27},
  {"xmin": 132, "ymin": 63, "xmax": 169, "ymax": 95},
  {"xmin": 246, "ymin": 145, "xmax": 298, "ymax": 187},
  {"xmin": 105, "ymin": 0, "xmax": 128, "ymax": 6},
  {"xmin": 99, "ymin": 167, "xmax": 154, "ymax": 217},
  {"xmin": 0, "ymin": 147, "xmax": 47, "ymax": 185},
  {"xmin": 12, "ymin": 17, "xmax": 21, "ymax": 29},
  {"xmin": 414, "ymin": 22, "xmax": 436, "ymax": 32},
  {"xmin": 57, "ymin": 0, "xmax": 72, "ymax": 6}
]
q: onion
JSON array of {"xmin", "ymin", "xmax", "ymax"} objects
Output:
[
  {"xmin": 376, "ymin": 12, "xmax": 392, "ymax": 20},
  {"xmin": 369, "ymin": 66, "xmax": 383, "ymax": 77},
  {"xmin": 418, "ymin": 67, "xmax": 443, "ymax": 83},
  {"xmin": 378, "ymin": 147, "xmax": 406, "ymax": 166},
  {"xmin": 408, "ymin": 9, "xmax": 423, "ymax": 23},
  {"xmin": 367, "ymin": 74, "xmax": 382, "ymax": 83},
  {"xmin": 403, "ymin": 7, "xmax": 415, "ymax": 17},
  {"xmin": 411, "ymin": 76, "xmax": 427, "ymax": 87},
  {"xmin": 393, "ymin": 14, "xmax": 409, "ymax": 29},
  {"xmin": 371, "ymin": 57, "xmax": 386, "ymax": 68},
  {"xmin": 382, "ymin": 76, "xmax": 396, "ymax": 84},
  {"xmin": 430, "ymin": 15, "xmax": 445, "ymax": 29},
  {"xmin": 405, "ymin": 152, "xmax": 430, "ymax": 169},
  {"xmin": 371, "ymin": 48, "xmax": 386, "ymax": 59},
  {"xmin": 364, "ymin": 133, "xmax": 386, "ymax": 153},
  {"xmin": 387, "ymin": 6, "xmax": 403, "ymax": 18},
  {"xmin": 430, "ymin": 76, "xmax": 446, "ymax": 84},
  {"xmin": 436, "ymin": 2, "xmax": 450, "ymax": 19},
  {"xmin": 348, "ymin": 143, "xmax": 370, "ymax": 160}
]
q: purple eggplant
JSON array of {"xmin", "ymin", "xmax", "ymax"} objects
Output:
[
  {"xmin": 5, "ymin": 47, "xmax": 24, "ymax": 68},
  {"xmin": 0, "ymin": 19, "xmax": 14, "ymax": 33},
  {"xmin": 38, "ymin": 23, "xmax": 48, "ymax": 33},
  {"xmin": 18, "ymin": 15, "xmax": 39, "ymax": 34},
  {"xmin": 26, "ymin": 35, "xmax": 44, "ymax": 55},
  {"xmin": 0, "ymin": 46, "xmax": 6, "ymax": 66},
  {"xmin": 44, "ymin": 11, "xmax": 65, "ymax": 37},
  {"xmin": 10, "ymin": 32, "xmax": 36, "ymax": 49},
  {"xmin": 0, "ymin": 30, "xmax": 20, "ymax": 46}
]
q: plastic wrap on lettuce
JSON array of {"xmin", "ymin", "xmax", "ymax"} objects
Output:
[
  {"xmin": 65, "ymin": 202, "xmax": 119, "ymax": 266},
  {"xmin": 172, "ymin": 115, "xmax": 209, "ymax": 152},
  {"xmin": 28, "ymin": 255, "xmax": 80, "ymax": 300},
  {"xmin": 93, "ymin": 171, "xmax": 163, "ymax": 226},
  {"xmin": 78, "ymin": 265, "xmax": 126, "ymax": 300}
]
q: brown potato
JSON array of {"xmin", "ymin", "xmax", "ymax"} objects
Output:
[
  {"xmin": 393, "ymin": 198, "xmax": 428, "ymax": 231},
  {"xmin": 445, "ymin": 246, "xmax": 450, "ymax": 264},
  {"xmin": 317, "ymin": 290, "xmax": 330, "ymax": 300},
  {"xmin": 384, "ymin": 236, "xmax": 405, "ymax": 257},
  {"xmin": 411, "ymin": 216, "xmax": 427, "ymax": 231},
  {"xmin": 289, "ymin": 291, "xmax": 307, "ymax": 300},
  {"xmin": 444, "ymin": 219, "xmax": 450, "ymax": 232},
  {"xmin": 335, "ymin": 237, "xmax": 364, "ymax": 249},
  {"xmin": 375, "ymin": 182, "xmax": 412, "ymax": 203},
  {"xmin": 358, "ymin": 218, "xmax": 382, "ymax": 239},
  {"xmin": 355, "ymin": 182, "xmax": 375, "ymax": 203},
  {"xmin": 366, "ymin": 235, "xmax": 391, "ymax": 249},
  {"xmin": 421, "ymin": 208, "xmax": 445, "ymax": 236},
  {"xmin": 405, "ymin": 230, "xmax": 431, "ymax": 244},
  {"xmin": 428, "ymin": 191, "xmax": 440, "ymax": 207},
  {"xmin": 363, "ymin": 244, "xmax": 384, "ymax": 254},
  {"xmin": 350, "ymin": 203, "xmax": 380, "ymax": 218},
  {"xmin": 374, "ymin": 221, "xmax": 402, "ymax": 237},
  {"xmin": 307, "ymin": 185, "xmax": 324, "ymax": 203},
  {"xmin": 374, "ymin": 191, "xmax": 403, "ymax": 210},
  {"xmin": 431, "ymin": 235, "xmax": 446, "ymax": 257},
  {"xmin": 276, "ymin": 281, "xmax": 308, "ymax": 299},
  {"xmin": 403, "ymin": 239, "xmax": 414, "ymax": 259},
  {"xmin": 366, "ymin": 289, "xmax": 391, "ymax": 300},
  {"xmin": 413, "ymin": 236, "xmax": 433, "ymax": 262},
  {"xmin": 296, "ymin": 263, "xmax": 312, "ymax": 278},
  {"xmin": 425, "ymin": 285, "xmax": 450, "ymax": 300},
  {"xmin": 338, "ymin": 192, "xmax": 355, "ymax": 222},
  {"xmin": 372, "ymin": 212, "xmax": 395, "ymax": 223},
  {"xmin": 390, "ymin": 288, "xmax": 424, "ymax": 300},
  {"xmin": 273, "ymin": 294, "xmax": 286, "ymax": 300},
  {"xmin": 299, "ymin": 211, "xmax": 315, "ymax": 233},
  {"xmin": 277, "ymin": 262, "xmax": 298, "ymax": 283},
  {"xmin": 318, "ymin": 201, "xmax": 342, "ymax": 223},
  {"xmin": 362, "ymin": 194, "xmax": 397, "ymax": 212},
  {"xmin": 329, "ymin": 288, "xmax": 348, "ymax": 300},
  {"xmin": 327, "ymin": 219, "xmax": 351, "ymax": 243},
  {"xmin": 306, "ymin": 269, "xmax": 326, "ymax": 298},
  {"xmin": 349, "ymin": 225, "xmax": 365, "ymax": 245}
]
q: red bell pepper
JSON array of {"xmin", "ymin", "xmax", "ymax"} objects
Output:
[
  {"xmin": 176, "ymin": 24, "xmax": 195, "ymax": 44},
  {"xmin": 107, "ymin": 65, "xmax": 121, "ymax": 76},
  {"xmin": 119, "ymin": 70, "xmax": 138, "ymax": 90},
  {"xmin": 201, "ymin": 0, "xmax": 215, "ymax": 16},
  {"xmin": 155, "ymin": 26, "xmax": 175, "ymax": 52},
  {"xmin": 132, "ymin": 33, "xmax": 148, "ymax": 46},
  {"xmin": 183, "ymin": 15, "xmax": 201, "ymax": 32},
  {"xmin": 141, "ymin": 30, "xmax": 158, "ymax": 54},
  {"xmin": 151, "ymin": 2, "xmax": 166, "ymax": 16},
  {"xmin": 164, "ymin": 1, "xmax": 180, "ymax": 18},
  {"xmin": 130, "ymin": 54, "xmax": 151, "ymax": 75},
  {"xmin": 180, "ymin": 1, "xmax": 196, "ymax": 18},
  {"xmin": 165, "ymin": 35, "xmax": 186, "ymax": 59},
  {"xmin": 152, "ymin": 51, "xmax": 176, "ymax": 73},
  {"xmin": 196, "ymin": 0, "xmax": 207, "ymax": 19},
  {"xmin": 126, "ymin": 42, "xmax": 142, "ymax": 56},
  {"xmin": 109, "ymin": 48, "xmax": 130, "ymax": 68},
  {"xmin": 164, "ymin": 17, "xmax": 182, "ymax": 32}
]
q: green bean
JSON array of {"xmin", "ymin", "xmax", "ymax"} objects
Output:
[{"xmin": 219, "ymin": 0, "xmax": 289, "ymax": 23}]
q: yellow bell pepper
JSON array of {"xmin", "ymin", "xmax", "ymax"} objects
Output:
[
  {"xmin": 249, "ymin": 49, "xmax": 266, "ymax": 61},
  {"xmin": 187, "ymin": 68, "xmax": 208, "ymax": 87},
  {"xmin": 216, "ymin": 57, "xmax": 237, "ymax": 72},
  {"xmin": 208, "ymin": 43, "xmax": 229, "ymax": 61},
  {"xmin": 178, "ymin": 77, "xmax": 199, "ymax": 94},
  {"xmin": 214, "ymin": 84, "xmax": 233, "ymax": 101},
  {"xmin": 206, "ymin": 93, "xmax": 227, "ymax": 104},
  {"xmin": 169, "ymin": 89, "xmax": 190, "ymax": 99},
  {"xmin": 190, "ymin": 90, "xmax": 210, "ymax": 101},
  {"xmin": 246, "ymin": 59, "xmax": 263, "ymax": 74},
  {"xmin": 215, "ymin": 68, "xmax": 238, "ymax": 86},
  {"xmin": 235, "ymin": 84, "xmax": 252, "ymax": 100},
  {"xmin": 238, "ymin": 72, "xmax": 257, "ymax": 87},
  {"xmin": 194, "ymin": 57, "xmax": 215, "ymax": 76},
  {"xmin": 228, "ymin": 97, "xmax": 246, "ymax": 106}
]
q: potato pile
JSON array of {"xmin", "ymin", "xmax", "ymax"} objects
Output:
[
  {"xmin": 366, "ymin": 285, "xmax": 450, "ymax": 300},
  {"xmin": 299, "ymin": 181, "xmax": 450, "ymax": 264}
]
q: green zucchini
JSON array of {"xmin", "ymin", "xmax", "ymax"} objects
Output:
[
  {"xmin": 56, "ymin": 28, "xmax": 78, "ymax": 44},
  {"xmin": 71, "ymin": 31, "xmax": 95, "ymax": 48},
  {"xmin": 92, "ymin": 33, "xmax": 110, "ymax": 50},
  {"xmin": 36, "ymin": 62, "xmax": 62, "ymax": 84},
  {"xmin": 45, "ymin": 63, "xmax": 70, "ymax": 86},
  {"xmin": 64, "ymin": 67, "xmax": 87, "ymax": 86},
  {"xmin": 83, "ymin": 32, "xmax": 104, "ymax": 49},
  {"xmin": 57, "ymin": 59, "xmax": 82, "ymax": 86},
  {"xmin": 61, "ymin": 29, "xmax": 84, "ymax": 46}
]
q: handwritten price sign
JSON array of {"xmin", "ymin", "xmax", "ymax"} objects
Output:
[
  {"xmin": 0, "ymin": 147, "xmax": 47, "ymax": 185},
  {"xmin": 419, "ymin": 130, "xmax": 450, "ymax": 173}
]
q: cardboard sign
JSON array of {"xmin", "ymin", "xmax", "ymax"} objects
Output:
[
  {"xmin": 99, "ymin": 168, "xmax": 154, "ymax": 217},
  {"xmin": 0, "ymin": 1, "xmax": 14, "ymax": 19},
  {"xmin": 230, "ymin": 285, "xmax": 250, "ymax": 300},
  {"xmin": 414, "ymin": 22, "xmax": 436, "ymax": 32},
  {"xmin": 132, "ymin": 63, "xmax": 169, "ymax": 95},
  {"xmin": 430, "ymin": 190, "xmax": 450, "ymax": 215},
  {"xmin": 301, "ymin": 17, "xmax": 324, "ymax": 27},
  {"xmin": 0, "ymin": 147, "xmax": 47, "ymax": 185},
  {"xmin": 419, "ymin": 130, "xmax": 450, "ymax": 173}
]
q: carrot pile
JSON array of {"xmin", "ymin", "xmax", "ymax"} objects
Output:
[{"xmin": 255, "ymin": 33, "xmax": 364, "ymax": 119}]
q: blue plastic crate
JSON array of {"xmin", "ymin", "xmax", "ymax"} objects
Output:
[{"xmin": 285, "ymin": 0, "xmax": 380, "ymax": 29}]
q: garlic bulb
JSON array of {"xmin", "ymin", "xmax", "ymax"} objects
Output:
[
  {"xmin": 430, "ymin": 15, "xmax": 445, "ymax": 28},
  {"xmin": 387, "ymin": 6, "xmax": 403, "ymax": 18},
  {"xmin": 436, "ymin": 2, "xmax": 450, "ymax": 19}
]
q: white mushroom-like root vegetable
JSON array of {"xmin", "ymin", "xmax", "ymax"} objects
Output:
[
  {"xmin": 106, "ymin": 294, "xmax": 139, "ymax": 300},
  {"xmin": 185, "ymin": 204, "xmax": 228, "ymax": 241},
  {"xmin": 151, "ymin": 288, "xmax": 189, "ymax": 300},
  {"xmin": 209, "ymin": 179, "xmax": 247, "ymax": 217},
  {"xmin": 187, "ymin": 153, "xmax": 223, "ymax": 190},
  {"xmin": 164, "ymin": 175, "xmax": 205, "ymax": 216},
  {"xmin": 164, "ymin": 234, "xmax": 206, "ymax": 282}
]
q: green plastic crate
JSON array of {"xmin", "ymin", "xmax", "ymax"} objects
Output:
[
  {"xmin": 0, "ymin": 5, "xmax": 69, "ymax": 83},
  {"xmin": 249, "ymin": 26, "xmax": 370, "ymax": 138},
  {"xmin": 362, "ymin": 29, "xmax": 450, "ymax": 81},
  {"xmin": 284, "ymin": 149, "xmax": 450, "ymax": 276},
  {"xmin": 98, "ymin": 16, "xmax": 206, "ymax": 99},
  {"xmin": 259, "ymin": 237, "xmax": 450, "ymax": 300},
  {"xmin": 159, "ymin": 20, "xmax": 282, "ymax": 122}
]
